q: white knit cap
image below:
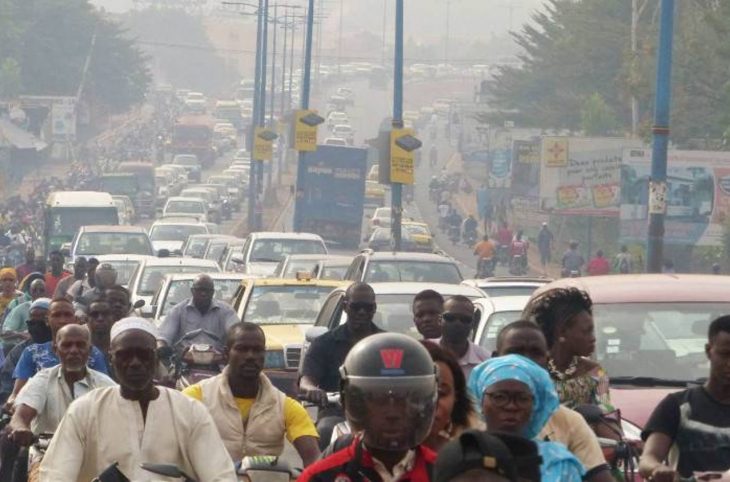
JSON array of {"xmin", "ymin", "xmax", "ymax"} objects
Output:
[{"xmin": 110, "ymin": 317, "xmax": 160, "ymax": 343}]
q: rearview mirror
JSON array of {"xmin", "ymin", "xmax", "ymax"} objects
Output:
[
  {"xmin": 133, "ymin": 299, "xmax": 146, "ymax": 309},
  {"xmin": 60, "ymin": 243, "xmax": 71, "ymax": 257},
  {"xmin": 157, "ymin": 249, "xmax": 170, "ymax": 258}
]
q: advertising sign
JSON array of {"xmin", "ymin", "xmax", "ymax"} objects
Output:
[
  {"xmin": 539, "ymin": 137, "xmax": 640, "ymax": 216},
  {"xmin": 620, "ymin": 148, "xmax": 730, "ymax": 246},
  {"xmin": 390, "ymin": 128, "xmax": 415, "ymax": 185},
  {"xmin": 294, "ymin": 109, "xmax": 318, "ymax": 152},
  {"xmin": 253, "ymin": 127, "xmax": 273, "ymax": 161}
]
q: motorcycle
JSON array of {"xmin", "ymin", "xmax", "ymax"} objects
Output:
[
  {"xmin": 497, "ymin": 244, "xmax": 510, "ymax": 267},
  {"xmin": 463, "ymin": 229, "xmax": 477, "ymax": 247},
  {"xmin": 161, "ymin": 329, "xmax": 225, "ymax": 389},
  {"xmin": 509, "ymin": 254, "xmax": 527, "ymax": 275},
  {"xmin": 302, "ymin": 392, "xmax": 344, "ymax": 451},
  {"xmin": 237, "ymin": 456, "xmax": 302, "ymax": 481},
  {"xmin": 448, "ymin": 225, "xmax": 461, "ymax": 245},
  {"xmin": 476, "ymin": 257, "xmax": 495, "ymax": 278},
  {"xmin": 27, "ymin": 433, "xmax": 53, "ymax": 482}
]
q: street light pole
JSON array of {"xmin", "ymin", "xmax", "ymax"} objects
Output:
[
  {"xmin": 445, "ymin": 0, "xmax": 450, "ymax": 64},
  {"xmin": 391, "ymin": 0, "xmax": 404, "ymax": 251},
  {"xmin": 646, "ymin": 0, "xmax": 675, "ymax": 273},
  {"xmin": 292, "ymin": 0, "xmax": 316, "ymax": 232},
  {"xmin": 247, "ymin": 0, "xmax": 264, "ymax": 233},
  {"xmin": 280, "ymin": 11, "xmax": 288, "ymax": 118},
  {"xmin": 256, "ymin": 0, "xmax": 269, "ymax": 209}
]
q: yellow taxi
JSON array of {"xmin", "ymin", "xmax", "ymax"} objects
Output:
[
  {"xmin": 365, "ymin": 180, "xmax": 386, "ymax": 207},
  {"xmin": 402, "ymin": 221, "xmax": 435, "ymax": 252},
  {"xmin": 231, "ymin": 274, "xmax": 347, "ymax": 394}
]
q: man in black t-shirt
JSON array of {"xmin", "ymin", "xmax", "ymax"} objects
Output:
[{"xmin": 640, "ymin": 315, "xmax": 730, "ymax": 481}]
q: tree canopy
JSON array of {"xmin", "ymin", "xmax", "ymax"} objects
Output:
[
  {"xmin": 485, "ymin": 0, "xmax": 730, "ymax": 147},
  {"xmin": 0, "ymin": 0, "xmax": 149, "ymax": 112}
]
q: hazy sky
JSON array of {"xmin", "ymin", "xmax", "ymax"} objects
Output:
[{"xmin": 93, "ymin": 0, "xmax": 549, "ymax": 42}]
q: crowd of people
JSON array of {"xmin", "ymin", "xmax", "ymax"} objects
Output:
[{"xmin": 0, "ymin": 269, "xmax": 721, "ymax": 481}]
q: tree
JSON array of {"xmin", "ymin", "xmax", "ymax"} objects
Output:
[
  {"xmin": 0, "ymin": 58, "xmax": 22, "ymax": 99},
  {"xmin": 581, "ymin": 93, "xmax": 619, "ymax": 136}
]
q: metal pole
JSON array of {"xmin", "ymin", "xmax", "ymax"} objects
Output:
[
  {"xmin": 280, "ymin": 11, "xmax": 288, "ymax": 118},
  {"xmin": 445, "ymin": 0, "xmax": 450, "ymax": 64},
  {"xmin": 382, "ymin": 0, "xmax": 387, "ymax": 65},
  {"xmin": 646, "ymin": 0, "xmax": 675, "ymax": 273},
  {"xmin": 257, "ymin": 0, "xmax": 268, "ymax": 210},
  {"xmin": 269, "ymin": 4, "xmax": 277, "ymax": 126},
  {"xmin": 391, "ymin": 0, "xmax": 404, "ymax": 252},
  {"xmin": 338, "ymin": 0, "xmax": 343, "ymax": 76},
  {"xmin": 292, "ymin": 0, "xmax": 315, "ymax": 232},
  {"xmin": 247, "ymin": 0, "xmax": 264, "ymax": 233},
  {"xmin": 289, "ymin": 18, "xmax": 296, "ymax": 111}
]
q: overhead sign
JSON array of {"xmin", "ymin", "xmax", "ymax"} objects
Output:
[
  {"xmin": 295, "ymin": 110, "xmax": 321, "ymax": 152},
  {"xmin": 253, "ymin": 127, "xmax": 274, "ymax": 161},
  {"xmin": 390, "ymin": 128, "xmax": 417, "ymax": 185}
]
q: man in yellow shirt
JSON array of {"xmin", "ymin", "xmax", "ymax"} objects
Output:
[{"xmin": 183, "ymin": 322, "xmax": 320, "ymax": 466}]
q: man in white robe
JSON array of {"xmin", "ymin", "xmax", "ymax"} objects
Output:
[{"xmin": 39, "ymin": 317, "xmax": 236, "ymax": 482}]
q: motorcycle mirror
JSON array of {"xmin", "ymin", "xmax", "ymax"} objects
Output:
[
  {"xmin": 133, "ymin": 299, "xmax": 145, "ymax": 309},
  {"xmin": 574, "ymin": 404, "xmax": 603, "ymax": 425}
]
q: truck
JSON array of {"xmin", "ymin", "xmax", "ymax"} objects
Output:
[
  {"xmin": 100, "ymin": 162, "xmax": 156, "ymax": 218},
  {"xmin": 170, "ymin": 115, "xmax": 215, "ymax": 168},
  {"xmin": 296, "ymin": 145, "xmax": 367, "ymax": 249}
]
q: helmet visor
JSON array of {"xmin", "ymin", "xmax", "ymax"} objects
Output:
[{"xmin": 344, "ymin": 375, "xmax": 437, "ymax": 451}]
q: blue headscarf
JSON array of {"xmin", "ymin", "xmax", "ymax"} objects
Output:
[{"xmin": 468, "ymin": 354, "xmax": 560, "ymax": 439}]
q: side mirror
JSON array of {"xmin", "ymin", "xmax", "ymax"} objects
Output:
[
  {"xmin": 230, "ymin": 254, "xmax": 245, "ymax": 265},
  {"xmin": 60, "ymin": 243, "xmax": 71, "ymax": 257},
  {"xmin": 305, "ymin": 326, "xmax": 328, "ymax": 343},
  {"xmin": 157, "ymin": 248, "xmax": 170, "ymax": 258},
  {"xmin": 133, "ymin": 299, "xmax": 146, "ymax": 309}
]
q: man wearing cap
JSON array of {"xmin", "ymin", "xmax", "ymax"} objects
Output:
[
  {"xmin": 53, "ymin": 256, "xmax": 89, "ymax": 300},
  {"xmin": 75, "ymin": 263, "xmax": 117, "ymax": 311},
  {"xmin": 2, "ymin": 279, "xmax": 47, "ymax": 338},
  {"xmin": 40, "ymin": 317, "xmax": 237, "ymax": 482},
  {"xmin": 8, "ymin": 324, "xmax": 115, "ymax": 447}
]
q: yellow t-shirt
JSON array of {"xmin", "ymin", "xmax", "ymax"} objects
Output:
[{"xmin": 183, "ymin": 384, "xmax": 318, "ymax": 443}]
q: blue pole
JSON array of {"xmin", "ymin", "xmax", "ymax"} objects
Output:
[
  {"xmin": 391, "ymin": 0, "xmax": 404, "ymax": 251},
  {"xmin": 292, "ymin": 0, "xmax": 315, "ymax": 232},
  {"xmin": 255, "ymin": 0, "xmax": 269, "ymax": 226},
  {"xmin": 646, "ymin": 0, "xmax": 675, "ymax": 273},
  {"xmin": 248, "ymin": 0, "xmax": 264, "ymax": 233}
]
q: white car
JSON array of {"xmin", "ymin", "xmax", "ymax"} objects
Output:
[
  {"xmin": 323, "ymin": 137, "xmax": 348, "ymax": 147},
  {"xmin": 148, "ymin": 219, "xmax": 210, "ymax": 255},
  {"xmin": 461, "ymin": 277, "xmax": 552, "ymax": 298},
  {"xmin": 472, "ymin": 295, "xmax": 534, "ymax": 353},
  {"xmin": 331, "ymin": 124, "xmax": 354, "ymax": 144},
  {"xmin": 162, "ymin": 197, "xmax": 209, "ymax": 223},
  {"xmin": 366, "ymin": 207, "xmax": 393, "ymax": 238},
  {"xmin": 230, "ymin": 232, "xmax": 328, "ymax": 277},
  {"xmin": 327, "ymin": 111, "xmax": 349, "ymax": 129},
  {"xmin": 128, "ymin": 257, "xmax": 222, "ymax": 307},
  {"xmin": 94, "ymin": 254, "xmax": 153, "ymax": 288}
]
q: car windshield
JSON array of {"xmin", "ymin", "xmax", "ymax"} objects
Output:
[
  {"xmin": 138, "ymin": 265, "xmax": 217, "ymax": 296},
  {"xmin": 245, "ymin": 285, "xmax": 335, "ymax": 324},
  {"xmin": 76, "ymin": 233, "xmax": 151, "ymax": 256},
  {"xmin": 250, "ymin": 239, "xmax": 326, "ymax": 263},
  {"xmin": 174, "ymin": 156, "xmax": 198, "ymax": 166},
  {"xmin": 184, "ymin": 237, "xmax": 214, "ymax": 257},
  {"xmin": 166, "ymin": 200, "xmax": 205, "ymax": 214},
  {"xmin": 101, "ymin": 260, "xmax": 141, "ymax": 287},
  {"xmin": 478, "ymin": 311, "xmax": 528, "ymax": 350},
  {"xmin": 205, "ymin": 243, "xmax": 227, "ymax": 261},
  {"xmin": 150, "ymin": 224, "xmax": 207, "ymax": 241},
  {"xmin": 320, "ymin": 264, "xmax": 348, "ymax": 280},
  {"xmin": 592, "ymin": 302, "xmax": 730, "ymax": 384},
  {"xmin": 161, "ymin": 278, "xmax": 240, "ymax": 315},
  {"xmin": 282, "ymin": 259, "xmax": 320, "ymax": 278},
  {"xmin": 480, "ymin": 285, "xmax": 542, "ymax": 298},
  {"xmin": 364, "ymin": 261, "xmax": 462, "ymax": 284}
]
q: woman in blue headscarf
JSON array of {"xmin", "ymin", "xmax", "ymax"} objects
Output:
[{"xmin": 468, "ymin": 354, "xmax": 586, "ymax": 482}]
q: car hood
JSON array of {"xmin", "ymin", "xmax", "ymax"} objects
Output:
[
  {"xmin": 262, "ymin": 324, "xmax": 308, "ymax": 349},
  {"xmin": 152, "ymin": 240, "xmax": 184, "ymax": 253},
  {"xmin": 610, "ymin": 385, "xmax": 683, "ymax": 428},
  {"xmin": 245, "ymin": 262, "xmax": 279, "ymax": 277}
]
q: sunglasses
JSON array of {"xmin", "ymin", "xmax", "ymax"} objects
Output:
[
  {"xmin": 349, "ymin": 302, "xmax": 376, "ymax": 313},
  {"xmin": 442, "ymin": 312, "xmax": 473, "ymax": 324}
]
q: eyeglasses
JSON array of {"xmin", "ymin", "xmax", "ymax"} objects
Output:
[
  {"xmin": 485, "ymin": 391, "xmax": 534, "ymax": 408},
  {"xmin": 349, "ymin": 302, "xmax": 376, "ymax": 313},
  {"xmin": 442, "ymin": 312, "xmax": 473, "ymax": 324}
]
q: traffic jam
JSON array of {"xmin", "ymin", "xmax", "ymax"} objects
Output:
[{"xmin": 0, "ymin": 0, "xmax": 727, "ymax": 481}]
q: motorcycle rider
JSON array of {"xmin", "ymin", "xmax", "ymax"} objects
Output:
[
  {"xmin": 53, "ymin": 256, "xmax": 88, "ymax": 300},
  {"xmin": 473, "ymin": 235, "xmax": 496, "ymax": 277},
  {"xmin": 495, "ymin": 222, "xmax": 513, "ymax": 265},
  {"xmin": 74, "ymin": 263, "xmax": 116, "ymax": 312},
  {"xmin": 463, "ymin": 214, "xmax": 478, "ymax": 245},
  {"xmin": 299, "ymin": 333, "xmax": 438, "ymax": 482},
  {"xmin": 447, "ymin": 208, "xmax": 463, "ymax": 242},
  {"xmin": 183, "ymin": 322, "xmax": 320, "ymax": 466},
  {"xmin": 510, "ymin": 231, "xmax": 529, "ymax": 273},
  {"xmin": 158, "ymin": 274, "xmax": 239, "ymax": 352},
  {"xmin": 429, "ymin": 145, "xmax": 438, "ymax": 168},
  {"xmin": 562, "ymin": 241, "xmax": 585, "ymax": 277},
  {"xmin": 300, "ymin": 282, "xmax": 382, "ymax": 448}
]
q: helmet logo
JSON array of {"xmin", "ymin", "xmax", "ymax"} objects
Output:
[{"xmin": 380, "ymin": 349, "xmax": 404, "ymax": 372}]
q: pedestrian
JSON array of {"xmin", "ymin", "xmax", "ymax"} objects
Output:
[
  {"xmin": 613, "ymin": 245, "xmax": 633, "ymax": 274},
  {"xmin": 439, "ymin": 295, "xmax": 490, "ymax": 380},
  {"xmin": 561, "ymin": 241, "xmax": 585, "ymax": 277},
  {"xmin": 537, "ymin": 222, "xmax": 554, "ymax": 270},
  {"xmin": 586, "ymin": 250, "xmax": 611, "ymax": 276}
]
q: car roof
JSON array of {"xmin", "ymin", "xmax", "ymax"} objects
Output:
[
  {"xmin": 329, "ymin": 282, "xmax": 485, "ymax": 297},
  {"xmin": 139, "ymin": 257, "xmax": 220, "ymax": 268},
  {"xmin": 361, "ymin": 251, "xmax": 455, "ymax": 262},
  {"xmin": 95, "ymin": 254, "xmax": 154, "ymax": 263},
  {"xmin": 150, "ymin": 219, "xmax": 207, "ymax": 227},
  {"xmin": 166, "ymin": 196, "xmax": 205, "ymax": 202},
  {"xmin": 462, "ymin": 277, "xmax": 552, "ymax": 288},
  {"xmin": 243, "ymin": 278, "xmax": 348, "ymax": 288},
  {"xmin": 475, "ymin": 295, "xmax": 532, "ymax": 312},
  {"xmin": 163, "ymin": 272, "xmax": 244, "ymax": 282},
  {"xmin": 248, "ymin": 232, "xmax": 324, "ymax": 241},
  {"xmin": 47, "ymin": 191, "xmax": 114, "ymax": 207},
  {"xmin": 532, "ymin": 274, "xmax": 730, "ymax": 304},
  {"xmin": 79, "ymin": 225, "xmax": 148, "ymax": 233}
]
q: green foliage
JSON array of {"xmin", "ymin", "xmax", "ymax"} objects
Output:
[
  {"xmin": 580, "ymin": 93, "xmax": 619, "ymax": 136},
  {"xmin": 0, "ymin": 58, "xmax": 22, "ymax": 98},
  {"xmin": 1, "ymin": 0, "xmax": 149, "ymax": 112}
]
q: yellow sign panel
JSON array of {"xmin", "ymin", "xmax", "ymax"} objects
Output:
[
  {"xmin": 295, "ymin": 110, "xmax": 318, "ymax": 152},
  {"xmin": 542, "ymin": 137, "xmax": 569, "ymax": 168},
  {"xmin": 390, "ymin": 128, "xmax": 415, "ymax": 185},
  {"xmin": 253, "ymin": 127, "xmax": 273, "ymax": 161}
]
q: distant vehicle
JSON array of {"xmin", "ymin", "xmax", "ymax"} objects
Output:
[
  {"xmin": 207, "ymin": 175, "xmax": 243, "ymax": 211},
  {"xmin": 327, "ymin": 111, "xmax": 349, "ymax": 129},
  {"xmin": 331, "ymin": 124, "xmax": 354, "ymax": 144},
  {"xmin": 214, "ymin": 100, "xmax": 245, "ymax": 132},
  {"xmin": 229, "ymin": 232, "xmax": 328, "ymax": 277},
  {"xmin": 366, "ymin": 227, "xmax": 418, "ymax": 252},
  {"xmin": 162, "ymin": 197, "xmax": 208, "ymax": 223},
  {"xmin": 94, "ymin": 254, "xmax": 153, "ymax": 288},
  {"xmin": 344, "ymin": 251, "xmax": 464, "ymax": 284},
  {"xmin": 401, "ymin": 221, "xmax": 434, "ymax": 252},
  {"xmin": 184, "ymin": 92, "xmax": 207, "ymax": 113},
  {"xmin": 171, "ymin": 115, "xmax": 215, "ymax": 168},
  {"xmin": 180, "ymin": 187, "xmax": 222, "ymax": 224},
  {"xmin": 172, "ymin": 154, "xmax": 202, "ymax": 182},
  {"xmin": 335, "ymin": 87, "xmax": 355, "ymax": 105},
  {"xmin": 364, "ymin": 180, "xmax": 386, "ymax": 208},
  {"xmin": 202, "ymin": 236, "xmax": 241, "ymax": 265},
  {"xmin": 323, "ymin": 137, "xmax": 348, "ymax": 147},
  {"xmin": 111, "ymin": 195, "xmax": 136, "ymax": 225},
  {"xmin": 182, "ymin": 234, "xmax": 236, "ymax": 259},
  {"xmin": 67, "ymin": 225, "xmax": 154, "ymax": 262},
  {"xmin": 147, "ymin": 272, "xmax": 243, "ymax": 325},
  {"xmin": 44, "ymin": 191, "xmax": 119, "ymax": 259},
  {"xmin": 148, "ymin": 219, "xmax": 209, "ymax": 255},
  {"xmin": 295, "ymin": 145, "xmax": 367, "ymax": 249},
  {"xmin": 461, "ymin": 277, "xmax": 552, "ymax": 298},
  {"xmin": 114, "ymin": 162, "xmax": 156, "ymax": 218},
  {"xmin": 272, "ymin": 254, "xmax": 349, "ymax": 279},
  {"xmin": 311, "ymin": 257, "xmax": 352, "ymax": 281},
  {"xmin": 155, "ymin": 167, "xmax": 183, "ymax": 206},
  {"xmin": 472, "ymin": 296, "xmax": 533, "ymax": 351},
  {"xmin": 128, "ymin": 256, "xmax": 221, "ymax": 307}
]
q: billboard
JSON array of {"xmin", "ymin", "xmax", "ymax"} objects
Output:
[
  {"xmin": 539, "ymin": 137, "xmax": 641, "ymax": 216},
  {"xmin": 620, "ymin": 148, "xmax": 730, "ymax": 247}
]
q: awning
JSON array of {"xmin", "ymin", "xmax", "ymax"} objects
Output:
[{"xmin": 0, "ymin": 118, "xmax": 47, "ymax": 151}]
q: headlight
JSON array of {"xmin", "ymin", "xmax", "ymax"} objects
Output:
[{"xmin": 264, "ymin": 350, "xmax": 286, "ymax": 369}]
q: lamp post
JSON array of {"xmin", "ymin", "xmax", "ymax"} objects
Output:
[{"xmin": 391, "ymin": 0, "xmax": 404, "ymax": 251}]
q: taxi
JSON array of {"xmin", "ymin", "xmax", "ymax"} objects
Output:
[
  {"xmin": 231, "ymin": 274, "xmax": 347, "ymax": 394},
  {"xmin": 365, "ymin": 179, "xmax": 386, "ymax": 207},
  {"xmin": 402, "ymin": 221, "xmax": 434, "ymax": 252}
]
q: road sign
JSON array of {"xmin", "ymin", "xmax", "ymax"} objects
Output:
[
  {"xmin": 254, "ymin": 127, "xmax": 274, "ymax": 161},
  {"xmin": 295, "ymin": 110, "xmax": 322, "ymax": 152},
  {"xmin": 390, "ymin": 128, "xmax": 418, "ymax": 184},
  {"xmin": 543, "ymin": 137, "xmax": 569, "ymax": 168}
]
